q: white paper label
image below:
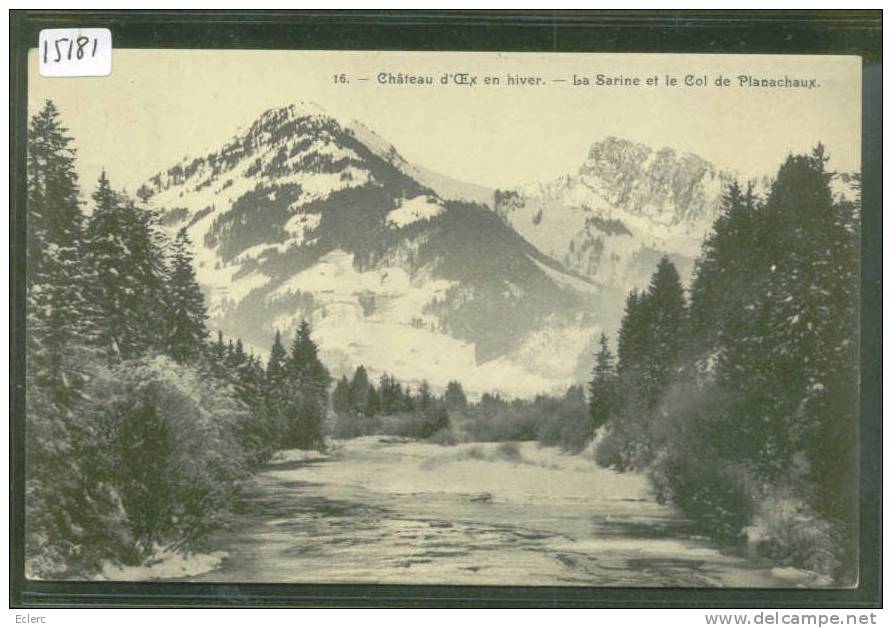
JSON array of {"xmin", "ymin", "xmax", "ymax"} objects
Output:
[{"xmin": 38, "ymin": 28, "xmax": 112, "ymax": 77}]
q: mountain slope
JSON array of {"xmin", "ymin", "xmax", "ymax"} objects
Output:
[
  {"xmin": 139, "ymin": 103, "xmax": 601, "ymax": 397},
  {"xmin": 348, "ymin": 120, "xmax": 494, "ymax": 207}
]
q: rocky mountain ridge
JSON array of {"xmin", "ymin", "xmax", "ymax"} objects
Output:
[{"xmin": 493, "ymin": 136, "xmax": 734, "ymax": 292}]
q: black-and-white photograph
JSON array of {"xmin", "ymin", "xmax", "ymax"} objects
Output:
[{"xmin": 22, "ymin": 48, "xmax": 862, "ymax": 589}]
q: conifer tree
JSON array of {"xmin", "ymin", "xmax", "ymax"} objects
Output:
[
  {"xmin": 209, "ymin": 330, "xmax": 228, "ymax": 380},
  {"xmin": 163, "ymin": 228, "xmax": 208, "ymax": 363},
  {"xmin": 262, "ymin": 329, "xmax": 290, "ymax": 436},
  {"xmin": 82, "ymin": 171, "xmax": 123, "ymax": 357},
  {"xmin": 288, "ymin": 320, "xmax": 316, "ymax": 375},
  {"xmin": 588, "ymin": 332, "xmax": 617, "ymax": 431},
  {"xmin": 615, "ymin": 259, "xmax": 686, "ymax": 405},
  {"xmin": 689, "ymin": 181, "xmax": 761, "ymax": 360},
  {"xmin": 274, "ymin": 322, "xmax": 329, "ymax": 449},
  {"xmin": 415, "ymin": 380, "xmax": 433, "ymax": 413},
  {"xmin": 750, "ymin": 147, "xmax": 857, "ymax": 512},
  {"xmin": 642, "ymin": 256, "xmax": 687, "ymax": 398},
  {"xmin": 616, "ymin": 290, "xmax": 643, "ymax": 375},
  {"xmin": 232, "ymin": 353, "xmax": 274, "ymax": 466},
  {"xmin": 27, "ymin": 101, "xmax": 84, "ymax": 280},
  {"xmin": 86, "ymin": 172, "xmax": 168, "ymax": 359},
  {"xmin": 232, "ymin": 338, "xmax": 247, "ymax": 367},
  {"xmin": 26, "ymin": 100, "xmax": 96, "ymax": 399},
  {"xmin": 365, "ymin": 384, "xmax": 381, "ymax": 417},
  {"xmin": 401, "ymin": 386, "xmax": 416, "ymax": 413},
  {"xmin": 349, "ymin": 365, "xmax": 371, "ymax": 414},
  {"xmin": 25, "ymin": 100, "xmax": 118, "ymax": 577},
  {"xmin": 378, "ymin": 373, "xmax": 405, "ymax": 415},
  {"xmin": 444, "ymin": 381, "xmax": 468, "ymax": 414},
  {"xmin": 266, "ymin": 330, "xmax": 288, "ymax": 391},
  {"xmin": 288, "ymin": 320, "xmax": 330, "ymax": 407},
  {"xmin": 332, "ymin": 375, "xmax": 351, "ymax": 417}
]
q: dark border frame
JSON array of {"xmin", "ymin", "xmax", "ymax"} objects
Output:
[{"xmin": 9, "ymin": 9, "xmax": 882, "ymax": 609}]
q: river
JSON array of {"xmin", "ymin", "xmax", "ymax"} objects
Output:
[{"xmin": 106, "ymin": 437, "xmax": 827, "ymax": 587}]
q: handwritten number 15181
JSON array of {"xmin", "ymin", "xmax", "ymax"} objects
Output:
[{"xmin": 42, "ymin": 36, "xmax": 99, "ymax": 64}]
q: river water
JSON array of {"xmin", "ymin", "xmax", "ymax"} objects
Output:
[{"xmin": 138, "ymin": 437, "xmax": 826, "ymax": 587}]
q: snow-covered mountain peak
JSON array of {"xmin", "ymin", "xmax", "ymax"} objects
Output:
[
  {"xmin": 138, "ymin": 103, "xmax": 602, "ymax": 397},
  {"xmin": 494, "ymin": 137, "xmax": 733, "ymax": 296},
  {"xmin": 259, "ymin": 101, "xmax": 329, "ymax": 122}
]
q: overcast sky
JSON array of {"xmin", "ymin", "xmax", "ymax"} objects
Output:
[{"xmin": 29, "ymin": 49, "xmax": 861, "ymax": 196}]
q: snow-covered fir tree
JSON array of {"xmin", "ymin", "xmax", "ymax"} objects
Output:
[
  {"xmin": 85, "ymin": 171, "xmax": 167, "ymax": 359},
  {"xmin": 161, "ymin": 227, "xmax": 209, "ymax": 363},
  {"xmin": 25, "ymin": 101, "xmax": 122, "ymax": 577}
]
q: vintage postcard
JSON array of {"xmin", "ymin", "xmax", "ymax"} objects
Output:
[{"xmin": 24, "ymin": 49, "xmax": 861, "ymax": 588}]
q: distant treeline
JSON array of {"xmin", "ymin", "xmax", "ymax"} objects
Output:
[
  {"xmin": 330, "ymin": 368, "xmax": 451, "ymax": 441},
  {"xmin": 331, "ymin": 365, "xmax": 595, "ymax": 453}
]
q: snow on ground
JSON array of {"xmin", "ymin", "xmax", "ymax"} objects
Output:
[
  {"xmin": 270, "ymin": 249, "xmax": 439, "ymax": 302},
  {"xmin": 348, "ymin": 440, "xmax": 651, "ymax": 504},
  {"xmin": 505, "ymin": 175, "xmax": 711, "ymax": 292},
  {"xmin": 270, "ymin": 449, "xmax": 331, "ymax": 464},
  {"xmin": 96, "ymin": 548, "xmax": 228, "ymax": 581},
  {"xmin": 267, "ymin": 249, "xmax": 585, "ymax": 397},
  {"xmin": 224, "ymin": 270, "xmax": 270, "ymax": 305},
  {"xmin": 283, "ymin": 211, "xmax": 321, "ymax": 242},
  {"xmin": 386, "ymin": 195, "xmax": 443, "ymax": 228},
  {"xmin": 529, "ymin": 256, "xmax": 598, "ymax": 295},
  {"xmin": 233, "ymin": 242, "xmax": 291, "ymax": 264},
  {"xmin": 229, "ymin": 213, "xmax": 321, "ymax": 269},
  {"xmin": 487, "ymin": 322, "xmax": 599, "ymax": 383},
  {"xmin": 291, "ymin": 168, "xmax": 370, "ymax": 203},
  {"xmin": 505, "ymin": 194, "xmax": 589, "ymax": 260},
  {"xmin": 314, "ymin": 316, "xmax": 565, "ymax": 399}
]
